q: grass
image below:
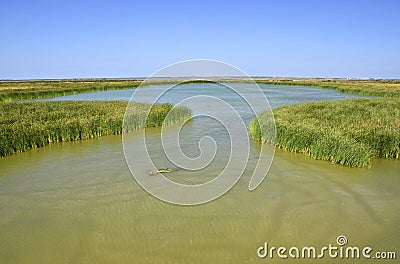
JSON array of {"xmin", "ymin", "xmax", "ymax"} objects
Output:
[
  {"xmin": 0, "ymin": 101, "xmax": 191, "ymax": 157},
  {"xmin": 256, "ymin": 79, "xmax": 400, "ymax": 98},
  {"xmin": 0, "ymin": 79, "xmax": 222, "ymax": 102},
  {"xmin": 0, "ymin": 79, "xmax": 233, "ymax": 102},
  {"xmin": 2, "ymin": 78, "xmax": 399, "ymax": 102},
  {"xmin": 0, "ymin": 79, "xmax": 142, "ymax": 102},
  {"xmin": 250, "ymin": 98, "xmax": 400, "ymax": 167}
]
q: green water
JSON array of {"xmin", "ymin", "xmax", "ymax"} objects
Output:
[{"xmin": 1, "ymin": 133, "xmax": 398, "ymax": 263}]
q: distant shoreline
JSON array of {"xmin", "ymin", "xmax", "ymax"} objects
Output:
[
  {"xmin": 1, "ymin": 77, "xmax": 399, "ymax": 82},
  {"xmin": 1, "ymin": 77, "xmax": 399, "ymax": 101}
]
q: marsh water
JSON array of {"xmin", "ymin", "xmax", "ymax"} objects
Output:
[{"xmin": 1, "ymin": 84, "xmax": 399, "ymax": 263}]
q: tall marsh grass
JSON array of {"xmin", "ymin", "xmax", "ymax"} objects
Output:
[
  {"xmin": 1, "ymin": 79, "xmax": 399, "ymax": 102},
  {"xmin": 250, "ymin": 98, "xmax": 400, "ymax": 167},
  {"xmin": 0, "ymin": 80, "xmax": 142, "ymax": 102},
  {"xmin": 257, "ymin": 79, "xmax": 400, "ymax": 98},
  {"xmin": 0, "ymin": 101, "xmax": 191, "ymax": 157}
]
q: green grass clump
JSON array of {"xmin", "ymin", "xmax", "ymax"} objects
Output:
[
  {"xmin": 250, "ymin": 98, "xmax": 400, "ymax": 167},
  {"xmin": 0, "ymin": 101, "xmax": 191, "ymax": 157}
]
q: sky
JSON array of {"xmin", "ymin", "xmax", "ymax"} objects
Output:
[{"xmin": 0, "ymin": 0, "xmax": 399, "ymax": 79}]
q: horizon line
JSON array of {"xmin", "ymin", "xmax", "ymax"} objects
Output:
[{"xmin": 1, "ymin": 76, "xmax": 398, "ymax": 82}]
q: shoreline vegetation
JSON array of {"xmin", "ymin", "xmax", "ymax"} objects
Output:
[
  {"xmin": 0, "ymin": 79, "xmax": 142, "ymax": 102},
  {"xmin": 249, "ymin": 79, "xmax": 400, "ymax": 167},
  {"xmin": 0, "ymin": 101, "xmax": 191, "ymax": 157},
  {"xmin": 256, "ymin": 78, "xmax": 400, "ymax": 98},
  {"xmin": 1, "ymin": 78, "xmax": 399, "ymax": 102},
  {"xmin": 250, "ymin": 98, "xmax": 400, "ymax": 167}
]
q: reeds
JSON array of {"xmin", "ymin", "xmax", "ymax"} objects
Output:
[
  {"xmin": 256, "ymin": 79, "xmax": 400, "ymax": 98},
  {"xmin": 0, "ymin": 101, "xmax": 191, "ymax": 157},
  {"xmin": 0, "ymin": 80, "xmax": 142, "ymax": 102},
  {"xmin": 2, "ymin": 79, "xmax": 399, "ymax": 102},
  {"xmin": 250, "ymin": 98, "xmax": 400, "ymax": 167}
]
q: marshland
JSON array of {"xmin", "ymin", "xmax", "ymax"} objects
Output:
[
  {"xmin": 0, "ymin": 79, "xmax": 399, "ymax": 263},
  {"xmin": 0, "ymin": 79, "xmax": 142, "ymax": 102},
  {"xmin": 250, "ymin": 98, "xmax": 400, "ymax": 167},
  {"xmin": 0, "ymin": 101, "xmax": 191, "ymax": 157}
]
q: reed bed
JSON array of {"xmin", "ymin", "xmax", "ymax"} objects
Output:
[
  {"xmin": 0, "ymin": 80, "xmax": 142, "ymax": 102},
  {"xmin": 2, "ymin": 79, "xmax": 399, "ymax": 102},
  {"xmin": 0, "ymin": 101, "xmax": 191, "ymax": 157},
  {"xmin": 250, "ymin": 98, "xmax": 400, "ymax": 167},
  {"xmin": 0, "ymin": 79, "xmax": 219, "ymax": 102},
  {"xmin": 257, "ymin": 79, "xmax": 400, "ymax": 98}
]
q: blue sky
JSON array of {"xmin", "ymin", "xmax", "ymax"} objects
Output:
[{"xmin": 1, "ymin": 0, "xmax": 399, "ymax": 79}]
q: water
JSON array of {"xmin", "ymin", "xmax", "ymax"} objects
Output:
[
  {"xmin": 1, "ymin": 84, "xmax": 398, "ymax": 263},
  {"xmin": 38, "ymin": 83, "xmax": 362, "ymax": 110}
]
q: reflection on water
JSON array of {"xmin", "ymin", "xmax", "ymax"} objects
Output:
[{"xmin": 1, "ymin": 84, "xmax": 398, "ymax": 263}]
